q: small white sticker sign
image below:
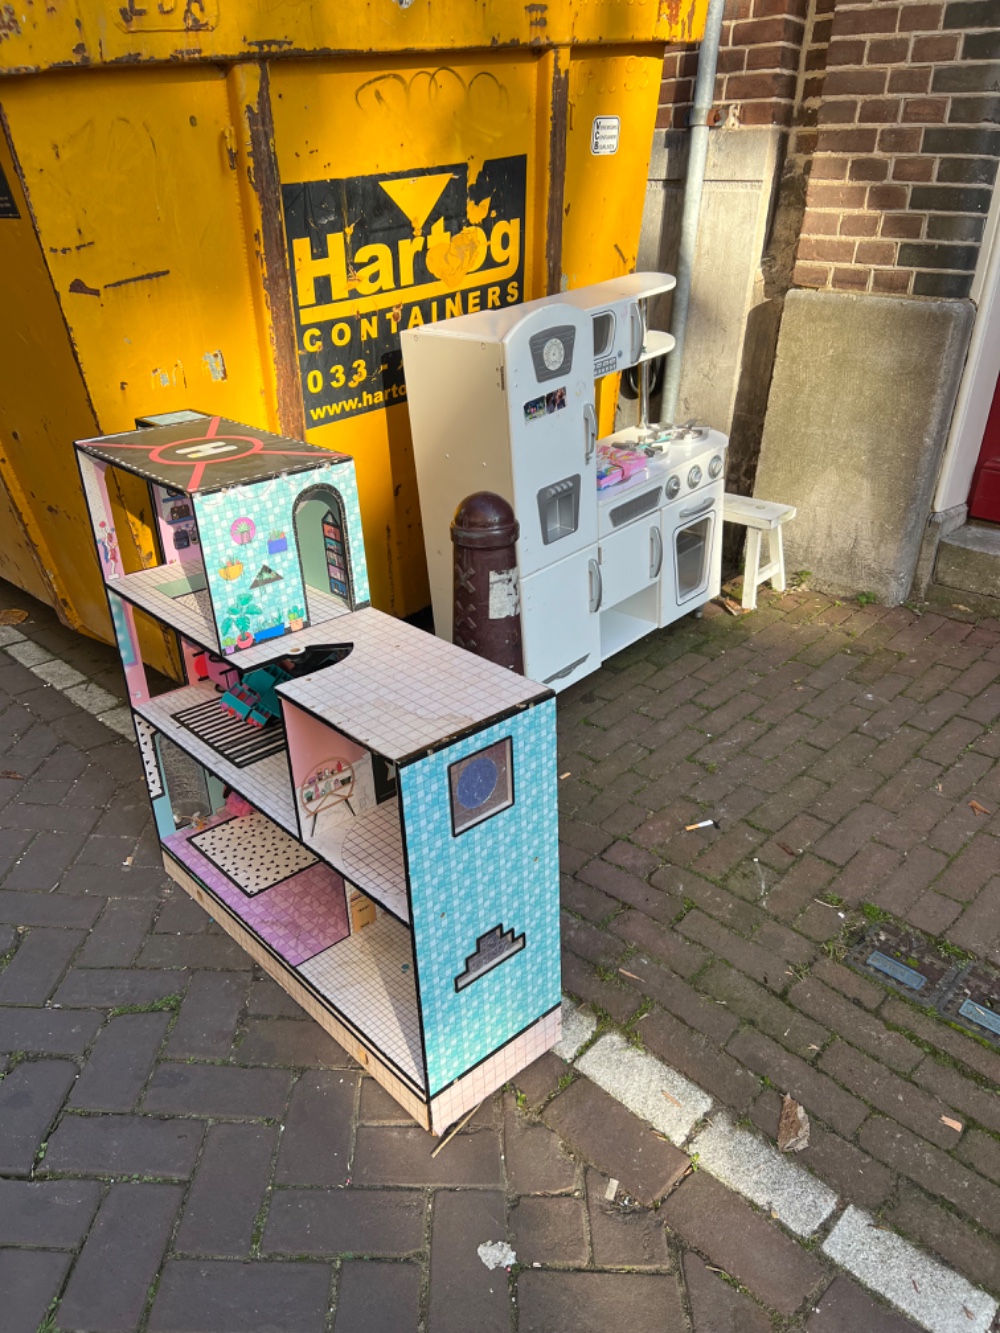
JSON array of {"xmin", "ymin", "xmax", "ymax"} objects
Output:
[{"xmin": 591, "ymin": 116, "xmax": 621, "ymax": 156}]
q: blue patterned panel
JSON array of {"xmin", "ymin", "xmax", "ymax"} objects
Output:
[
  {"xmin": 400, "ymin": 700, "xmax": 560, "ymax": 1095},
  {"xmin": 194, "ymin": 457, "xmax": 369, "ymax": 652}
]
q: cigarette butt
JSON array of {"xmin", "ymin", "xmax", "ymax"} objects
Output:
[{"xmin": 685, "ymin": 819, "xmax": 718, "ymax": 831}]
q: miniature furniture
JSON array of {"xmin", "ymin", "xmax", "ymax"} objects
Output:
[
  {"xmin": 402, "ymin": 274, "xmax": 729, "ymax": 692},
  {"xmin": 722, "ymin": 494, "xmax": 797, "ymax": 611},
  {"xmin": 75, "ymin": 412, "xmax": 561, "ymax": 1134}
]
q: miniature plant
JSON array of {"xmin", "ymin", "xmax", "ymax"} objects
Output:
[
  {"xmin": 287, "ymin": 604, "xmax": 306, "ymax": 622},
  {"xmin": 221, "ymin": 593, "xmax": 261, "ymax": 639}
]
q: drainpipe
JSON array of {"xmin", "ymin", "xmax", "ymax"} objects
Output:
[{"xmin": 660, "ymin": 0, "xmax": 727, "ymax": 426}]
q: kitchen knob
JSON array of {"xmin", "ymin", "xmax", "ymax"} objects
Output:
[
  {"xmin": 688, "ymin": 465, "xmax": 702, "ymax": 489},
  {"xmin": 708, "ymin": 455, "xmax": 723, "ymax": 479},
  {"xmin": 665, "ymin": 475, "xmax": 681, "ymax": 500}
]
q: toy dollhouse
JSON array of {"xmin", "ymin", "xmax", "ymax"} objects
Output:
[{"xmin": 75, "ymin": 411, "xmax": 561, "ymax": 1133}]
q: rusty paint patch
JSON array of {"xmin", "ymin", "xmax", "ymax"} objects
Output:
[
  {"xmin": 545, "ymin": 54, "xmax": 569, "ymax": 297},
  {"xmin": 244, "ymin": 65, "xmax": 307, "ymax": 441},
  {"xmin": 202, "ymin": 349, "xmax": 227, "ymax": 381},
  {"xmin": 0, "ymin": 4, "xmax": 21, "ymax": 39},
  {"xmin": 104, "ymin": 269, "xmax": 170, "ymax": 290},
  {"xmin": 68, "ymin": 278, "xmax": 100, "ymax": 297}
]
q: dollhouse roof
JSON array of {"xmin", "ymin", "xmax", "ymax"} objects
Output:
[
  {"xmin": 278, "ymin": 607, "xmax": 551, "ymax": 763},
  {"xmin": 75, "ymin": 415, "xmax": 351, "ymax": 494}
]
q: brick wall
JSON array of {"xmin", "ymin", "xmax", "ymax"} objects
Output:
[{"xmin": 658, "ymin": 0, "xmax": 1000, "ymax": 298}]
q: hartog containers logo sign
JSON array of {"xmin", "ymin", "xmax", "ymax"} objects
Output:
[{"xmin": 282, "ymin": 156, "xmax": 527, "ymax": 424}]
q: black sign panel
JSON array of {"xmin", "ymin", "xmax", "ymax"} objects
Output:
[
  {"xmin": 0, "ymin": 162, "xmax": 19, "ymax": 219},
  {"xmin": 282, "ymin": 155, "xmax": 526, "ymax": 426}
]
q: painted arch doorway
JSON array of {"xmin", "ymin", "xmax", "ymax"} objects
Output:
[{"xmin": 293, "ymin": 487, "xmax": 354, "ymax": 622}]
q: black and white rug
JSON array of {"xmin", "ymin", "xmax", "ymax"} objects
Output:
[{"xmin": 175, "ymin": 696, "xmax": 287, "ymax": 769}]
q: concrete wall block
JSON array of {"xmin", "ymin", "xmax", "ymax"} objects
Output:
[
  {"xmin": 754, "ymin": 289, "xmax": 974, "ymax": 604},
  {"xmin": 633, "ymin": 127, "xmax": 785, "ymax": 435}
]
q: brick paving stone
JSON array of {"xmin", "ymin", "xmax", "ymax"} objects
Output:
[
  {"xmin": 881, "ymin": 997, "xmax": 1000, "ymax": 1085},
  {"xmin": 0, "ymin": 1058, "xmax": 76, "ymax": 1174},
  {"xmin": 908, "ymin": 889, "xmax": 964, "ymax": 934},
  {"xmin": 359, "ymin": 1074, "xmax": 417, "ymax": 1122},
  {"xmin": 275, "ymin": 1071, "xmax": 358, "ymax": 1186},
  {"xmin": 504, "ymin": 1095, "xmax": 576, "ymax": 1195},
  {"xmin": 0, "ymin": 926, "xmax": 84, "ymax": 1004},
  {"xmin": 859, "ymin": 1116, "xmax": 1000, "ymax": 1236},
  {"xmin": 562, "ymin": 876, "xmax": 616, "ymax": 922},
  {"xmin": 58, "ymin": 1182, "xmax": 182, "ymax": 1333},
  {"xmin": 562, "ymin": 950, "xmax": 641, "ymax": 1024},
  {"xmin": 887, "ymin": 1180, "xmax": 1000, "ymax": 1293},
  {"xmin": 428, "ymin": 1190, "xmax": 508, "ymax": 1333},
  {"xmin": 752, "ymin": 919, "xmax": 816, "ymax": 967},
  {"xmin": 683, "ymin": 1252, "xmax": 772, "ymax": 1333},
  {"xmin": 947, "ymin": 880, "xmax": 1000, "ymax": 957},
  {"xmin": 542, "ymin": 1076, "xmax": 688, "ymax": 1205},
  {"xmin": 811, "ymin": 957, "xmax": 884, "ymax": 1008},
  {"xmin": 175, "ymin": 1123, "xmax": 277, "ymax": 1256},
  {"xmin": 660, "ymin": 1172, "xmax": 824, "ymax": 1316},
  {"xmin": 334, "ymin": 1260, "xmax": 421, "ymax": 1333},
  {"xmin": 876, "ymin": 790, "xmax": 952, "ymax": 851},
  {"xmin": 42, "ymin": 1113, "xmax": 203, "ymax": 1179},
  {"xmin": 620, "ymin": 954, "xmax": 740, "ymax": 1044},
  {"xmin": 727, "ymin": 1029, "xmax": 867, "ymax": 1136},
  {"xmin": 640, "ymin": 1005, "xmax": 761, "ymax": 1110},
  {"xmin": 236, "ymin": 1016, "xmax": 355, "ymax": 1067},
  {"xmin": 511, "ymin": 1196, "xmax": 588, "ymax": 1265},
  {"xmin": 165, "ymin": 970, "xmax": 248, "ymax": 1059},
  {"xmin": 957, "ymin": 1126, "xmax": 1000, "ymax": 1186},
  {"xmin": 0, "ymin": 888, "xmax": 103, "ymax": 928},
  {"xmin": 154, "ymin": 892, "xmax": 212, "ymax": 934},
  {"xmin": 0, "ymin": 1178, "xmax": 101, "ymax": 1247},
  {"xmin": 138, "ymin": 931, "xmax": 251, "ymax": 969},
  {"xmin": 54, "ymin": 966, "xmax": 186, "ymax": 1009},
  {"xmin": 561, "ymin": 912, "xmax": 624, "ymax": 967},
  {"xmin": 143, "ymin": 1061, "xmax": 290, "ymax": 1119},
  {"xmin": 517, "ymin": 1271, "xmax": 686, "ymax": 1333},
  {"xmin": 872, "ymin": 846, "xmax": 950, "ymax": 914},
  {"xmin": 512, "ymin": 1050, "xmax": 569, "ymax": 1111},
  {"xmin": 582, "ymin": 859, "xmax": 681, "ymax": 925},
  {"xmin": 654, "ymin": 864, "xmax": 765, "ymax": 934},
  {"xmin": 0, "ymin": 1248, "xmax": 71, "ymax": 1333},
  {"xmin": 789, "ymin": 978, "xmax": 921, "ymax": 1072},
  {"xmin": 804, "ymin": 1275, "xmax": 923, "ymax": 1332},
  {"xmin": 697, "ymin": 960, "xmax": 828, "ymax": 1057},
  {"xmin": 813, "ymin": 804, "xmax": 893, "ymax": 866},
  {"xmin": 610, "ymin": 909, "xmax": 709, "ymax": 978},
  {"xmin": 912, "ymin": 1055, "xmax": 1000, "ymax": 1134},
  {"xmin": 263, "ymin": 1188, "xmax": 425, "ymax": 1256},
  {"xmin": 819, "ymin": 1041, "xmax": 961, "ymax": 1147},
  {"xmin": 354, "ymin": 1123, "xmax": 501, "ymax": 1188},
  {"xmin": 766, "ymin": 855, "xmax": 837, "ymax": 921},
  {"xmin": 584, "ymin": 1166, "xmax": 671, "ymax": 1269},
  {"xmin": 149, "ymin": 1260, "xmax": 330, "ymax": 1333},
  {"xmin": 69, "ymin": 1011, "xmax": 169, "ymax": 1111},
  {"xmin": 749, "ymin": 1090, "xmax": 892, "ymax": 1210},
  {"xmin": 3, "ymin": 831, "xmax": 88, "ymax": 889},
  {"xmin": 75, "ymin": 898, "xmax": 157, "ymax": 966},
  {"xmin": 675, "ymin": 910, "xmax": 788, "ymax": 992},
  {"xmin": 933, "ymin": 835, "xmax": 1000, "ymax": 903}
]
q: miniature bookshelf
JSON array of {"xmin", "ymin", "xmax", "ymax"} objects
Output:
[{"xmin": 75, "ymin": 411, "xmax": 562, "ymax": 1133}]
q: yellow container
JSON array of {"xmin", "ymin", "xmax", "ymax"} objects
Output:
[{"xmin": 0, "ymin": 1, "xmax": 707, "ymax": 662}]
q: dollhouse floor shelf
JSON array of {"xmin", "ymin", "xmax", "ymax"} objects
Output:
[
  {"xmin": 136, "ymin": 684, "xmax": 298, "ymax": 834},
  {"xmin": 111, "ymin": 564, "xmax": 350, "ymax": 663},
  {"xmin": 306, "ymin": 799, "xmax": 409, "ymax": 924},
  {"xmin": 298, "ymin": 913, "xmax": 424, "ymax": 1087}
]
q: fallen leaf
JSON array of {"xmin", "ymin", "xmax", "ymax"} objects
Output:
[
  {"xmin": 661, "ymin": 1089, "xmax": 683, "ymax": 1108},
  {"xmin": 0, "ymin": 770, "xmax": 24, "ymax": 780},
  {"xmin": 969, "ymin": 800, "xmax": 991, "ymax": 817},
  {"xmin": 953, "ymin": 605, "xmax": 972, "ymax": 613},
  {"xmin": 777, "ymin": 1093, "xmax": 810, "ymax": 1152},
  {"xmin": 0, "ymin": 609, "xmax": 28, "ymax": 626},
  {"xmin": 776, "ymin": 841, "xmax": 797, "ymax": 857},
  {"xmin": 619, "ymin": 968, "xmax": 642, "ymax": 982},
  {"xmin": 941, "ymin": 1115, "xmax": 963, "ymax": 1132}
]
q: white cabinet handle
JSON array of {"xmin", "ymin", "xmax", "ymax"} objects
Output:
[
  {"xmin": 588, "ymin": 558, "xmax": 603, "ymax": 613},
  {"xmin": 679, "ymin": 497, "xmax": 715, "ymax": 520},
  {"xmin": 650, "ymin": 525, "xmax": 663, "ymax": 578},
  {"xmin": 583, "ymin": 403, "xmax": 597, "ymax": 463}
]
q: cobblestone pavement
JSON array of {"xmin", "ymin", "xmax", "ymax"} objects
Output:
[{"xmin": 2, "ymin": 576, "xmax": 1000, "ymax": 1332}]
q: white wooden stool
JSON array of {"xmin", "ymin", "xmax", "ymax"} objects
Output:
[{"xmin": 723, "ymin": 494, "xmax": 797, "ymax": 611}]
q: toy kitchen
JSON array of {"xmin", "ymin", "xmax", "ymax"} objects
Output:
[{"xmin": 403, "ymin": 273, "xmax": 728, "ymax": 691}]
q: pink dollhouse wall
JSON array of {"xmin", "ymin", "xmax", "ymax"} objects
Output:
[{"xmin": 283, "ymin": 700, "xmax": 370, "ymax": 793}]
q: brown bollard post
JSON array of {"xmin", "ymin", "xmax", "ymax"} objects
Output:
[{"xmin": 451, "ymin": 492, "xmax": 524, "ymax": 673}]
